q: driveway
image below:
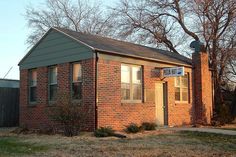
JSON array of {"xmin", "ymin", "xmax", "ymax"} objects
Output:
[{"xmin": 167, "ymin": 127, "xmax": 236, "ymax": 136}]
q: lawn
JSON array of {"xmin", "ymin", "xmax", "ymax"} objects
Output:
[
  {"xmin": 0, "ymin": 130, "xmax": 235, "ymax": 157},
  {"xmin": 0, "ymin": 136, "xmax": 49, "ymax": 157}
]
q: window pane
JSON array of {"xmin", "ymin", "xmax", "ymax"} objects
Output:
[
  {"xmin": 49, "ymin": 85, "xmax": 57, "ymax": 101},
  {"xmin": 132, "ymin": 66, "xmax": 141, "ymax": 84},
  {"xmin": 30, "ymin": 87, "xmax": 37, "ymax": 102},
  {"xmin": 175, "ymin": 87, "xmax": 180, "ymax": 101},
  {"xmin": 121, "ymin": 83, "xmax": 130, "ymax": 100},
  {"xmin": 73, "ymin": 64, "xmax": 82, "ymax": 82},
  {"xmin": 175, "ymin": 77, "xmax": 180, "ymax": 87},
  {"xmin": 121, "ymin": 65, "xmax": 130, "ymax": 83},
  {"xmin": 182, "ymin": 74, "xmax": 188, "ymax": 88},
  {"xmin": 49, "ymin": 67, "xmax": 57, "ymax": 84},
  {"xmin": 182, "ymin": 88, "xmax": 188, "ymax": 101},
  {"xmin": 133, "ymin": 84, "xmax": 142, "ymax": 100},
  {"xmin": 30, "ymin": 70, "xmax": 37, "ymax": 86},
  {"xmin": 72, "ymin": 82, "xmax": 82, "ymax": 100}
]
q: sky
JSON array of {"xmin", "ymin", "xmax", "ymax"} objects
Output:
[{"xmin": 0, "ymin": 0, "xmax": 115, "ymax": 80}]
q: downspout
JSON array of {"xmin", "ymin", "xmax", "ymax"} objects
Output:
[{"xmin": 94, "ymin": 51, "xmax": 98, "ymax": 130}]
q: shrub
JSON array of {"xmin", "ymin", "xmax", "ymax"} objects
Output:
[
  {"xmin": 214, "ymin": 103, "xmax": 233, "ymax": 125},
  {"xmin": 125, "ymin": 123, "xmax": 141, "ymax": 133},
  {"xmin": 46, "ymin": 92, "xmax": 91, "ymax": 137},
  {"xmin": 94, "ymin": 127, "xmax": 114, "ymax": 137},
  {"xmin": 141, "ymin": 122, "xmax": 157, "ymax": 131}
]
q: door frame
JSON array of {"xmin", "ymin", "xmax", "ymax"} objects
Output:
[{"xmin": 155, "ymin": 81, "xmax": 168, "ymax": 126}]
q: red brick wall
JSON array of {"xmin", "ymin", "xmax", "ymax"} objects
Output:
[
  {"xmin": 97, "ymin": 59, "xmax": 194, "ymax": 130},
  {"xmin": 166, "ymin": 68, "xmax": 194, "ymax": 126},
  {"xmin": 19, "ymin": 69, "xmax": 29, "ymax": 127},
  {"xmin": 81, "ymin": 59, "xmax": 96, "ymax": 130},
  {"xmin": 20, "ymin": 67, "xmax": 50, "ymax": 129},
  {"xmin": 20, "ymin": 55, "xmax": 211, "ymax": 131},
  {"xmin": 19, "ymin": 59, "xmax": 96, "ymax": 131},
  {"xmin": 192, "ymin": 52, "xmax": 213, "ymax": 124}
]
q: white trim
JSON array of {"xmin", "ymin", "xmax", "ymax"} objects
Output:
[
  {"xmin": 29, "ymin": 69, "xmax": 37, "ymax": 104},
  {"xmin": 121, "ymin": 64, "xmax": 142, "ymax": 102},
  {"xmin": 174, "ymin": 73, "xmax": 189, "ymax": 102}
]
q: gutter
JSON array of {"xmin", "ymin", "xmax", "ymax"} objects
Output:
[{"xmin": 95, "ymin": 49, "xmax": 192, "ymax": 68}]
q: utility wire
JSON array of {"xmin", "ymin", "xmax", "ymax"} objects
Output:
[{"xmin": 3, "ymin": 67, "xmax": 13, "ymax": 79}]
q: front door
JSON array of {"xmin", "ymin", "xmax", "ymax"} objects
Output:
[{"xmin": 155, "ymin": 82, "xmax": 166, "ymax": 126}]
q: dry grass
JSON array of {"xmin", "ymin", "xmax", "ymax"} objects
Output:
[{"xmin": 0, "ymin": 129, "xmax": 236, "ymax": 157}]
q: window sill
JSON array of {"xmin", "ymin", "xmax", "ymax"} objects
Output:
[
  {"xmin": 121, "ymin": 100, "xmax": 142, "ymax": 104},
  {"xmin": 175, "ymin": 101, "xmax": 190, "ymax": 105}
]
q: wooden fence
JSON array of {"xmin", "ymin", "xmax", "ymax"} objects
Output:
[{"xmin": 0, "ymin": 87, "xmax": 19, "ymax": 127}]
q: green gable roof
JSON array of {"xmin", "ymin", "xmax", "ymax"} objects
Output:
[{"xmin": 19, "ymin": 27, "xmax": 192, "ymax": 69}]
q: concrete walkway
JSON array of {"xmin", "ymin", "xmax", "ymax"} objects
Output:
[{"xmin": 167, "ymin": 127, "xmax": 236, "ymax": 136}]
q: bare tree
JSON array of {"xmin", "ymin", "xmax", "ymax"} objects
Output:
[
  {"xmin": 112, "ymin": 0, "xmax": 236, "ymax": 120},
  {"xmin": 25, "ymin": 0, "xmax": 116, "ymax": 45},
  {"xmin": 110, "ymin": 0, "xmax": 190, "ymax": 54},
  {"xmin": 224, "ymin": 52, "xmax": 236, "ymax": 85},
  {"xmin": 26, "ymin": 0, "xmax": 236, "ymax": 120},
  {"xmin": 191, "ymin": 0, "xmax": 236, "ymax": 107}
]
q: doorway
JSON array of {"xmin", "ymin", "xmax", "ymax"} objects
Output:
[{"xmin": 155, "ymin": 82, "xmax": 167, "ymax": 126}]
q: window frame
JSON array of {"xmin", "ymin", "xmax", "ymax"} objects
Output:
[
  {"xmin": 121, "ymin": 64, "xmax": 143, "ymax": 103},
  {"xmin": 48, "ymin": 65, "xmax": 58, "ymax": 103},
  {"xmin": 174, "ymin": 73, "xmax": 189, "ymax": 103},
  {"xmin": 71, "ymin": 62, "xmax": 83, "ymax": 102},
  {"xmin": 29, "ymin": 69, "xmax": 37, "ymax": 105}
]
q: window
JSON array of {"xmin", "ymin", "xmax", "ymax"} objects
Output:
[
  {"xmin": 175, "ymin": 73, "xmax": 189, "ymax": 102},
  {"xmin": 72, "ymin": 63, "xmax": 82, "ymax": 100},
  {"xmin": 49, "ymin": 66, "xmax": 57, "ymax": 101},
  {"xmin": 121, "ymin": 64, "xmax": 142, "ymax": 102},
  {"xmin": 29, "ymin": 69, "xmax": 37, "ymax": 103}
]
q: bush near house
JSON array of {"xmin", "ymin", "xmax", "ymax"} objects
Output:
[
  {"xmin": 125, "ymin": 123, "xmax": 141, "ymax": 133},
  {"xmin": 141, "ymin": 122, "xmax": 157, "ymax": 131},
  {"xmin": 46, "ymin": 92, "xmax": 91, "ymax": 137},
  {"xmin": 94, "ymin": 127, "xmax": 115, "ymax": 137},
  {"xmin": 212, "ymin": 103, "xmax": 233, "ymax": 126}
]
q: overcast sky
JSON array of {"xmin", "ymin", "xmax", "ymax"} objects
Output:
[{"xmin": 0, "ymin": 0, "xmax": 115, "ymax": 80}]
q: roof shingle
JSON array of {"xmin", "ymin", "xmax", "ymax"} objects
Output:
[{"xmin": 54, "ymin": 27, "xmax": 192, "ymax": 66}]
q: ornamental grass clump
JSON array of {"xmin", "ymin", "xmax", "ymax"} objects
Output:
[
  {"xmin": 94, "ymin": 127, "xmax": 115, "ymax": 137},
  {"xmin": 141, "ymin": 122, "xmax": 157, "ymax": 131},
  {"xmin": 125, "ymin": 123, "xmax": 141, "ymax": 133}
]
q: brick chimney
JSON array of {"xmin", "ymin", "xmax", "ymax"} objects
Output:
[{"xmin": 192, "ymin": 47, "xmax": 213, "ymax": 124}]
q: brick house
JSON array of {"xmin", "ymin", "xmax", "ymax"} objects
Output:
[{"xmin": 19, "ymin": 27, "xmax": 213, "ymax": 131}]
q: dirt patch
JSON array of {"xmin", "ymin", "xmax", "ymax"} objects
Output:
[
  {"xmin": 0, "ymin": 127, "xmax": 17, "ymax": 136},
  {"xmin": 117, "ymin": 129, "xmax": 175, "ymax": 139}
]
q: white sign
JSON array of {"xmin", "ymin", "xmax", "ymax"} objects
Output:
[{"xmin": 163, "ymin": 67, "xmax": 185, "ymax": 77}]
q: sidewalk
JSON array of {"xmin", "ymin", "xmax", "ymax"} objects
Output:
[{"xmin": 167, "ymin": 127, "xmax": 236, "ymax": 136}]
